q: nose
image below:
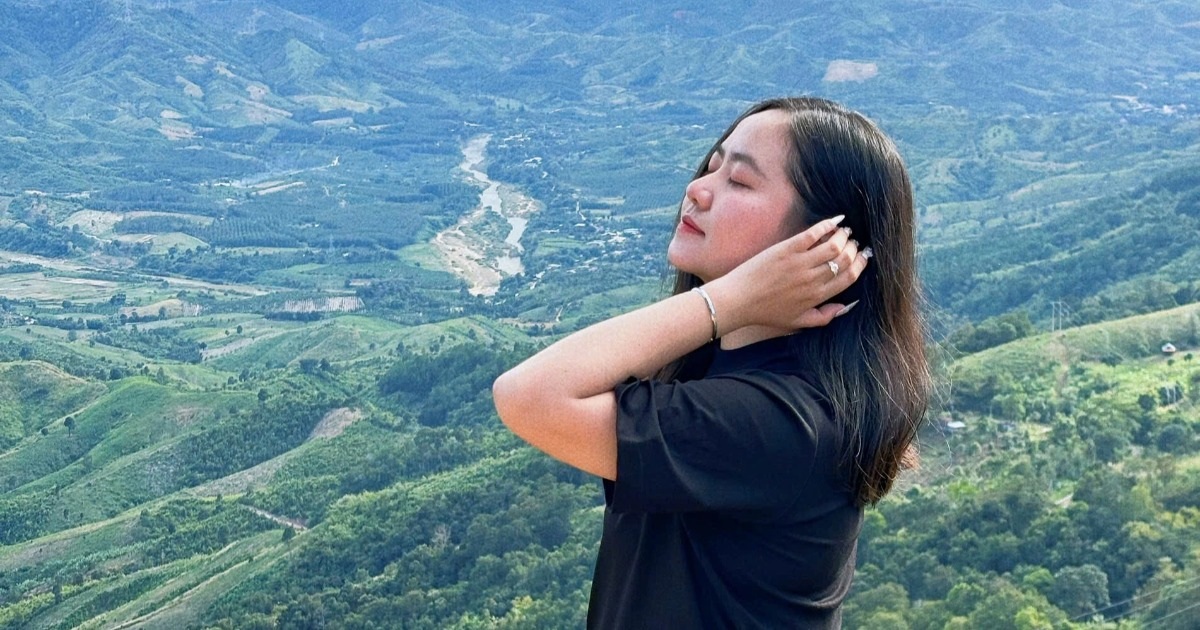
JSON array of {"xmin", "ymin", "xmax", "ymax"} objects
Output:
[{"xmin": 685, "ymin": 176, "xmax": 713, "ymax": 211}]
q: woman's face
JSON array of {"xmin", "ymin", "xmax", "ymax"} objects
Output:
[{"xmin": 667, "ymin": 109, "xmax": 801, "ymax": 283}]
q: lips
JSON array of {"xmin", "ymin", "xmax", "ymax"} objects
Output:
[{"xmin": 680, "ymin": 215, "xmax": 705, "ymax": 236}]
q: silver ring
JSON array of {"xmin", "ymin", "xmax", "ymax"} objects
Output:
[{"xmin": 827, "ymin": 260, "xmax": 840, "ymax": 277}]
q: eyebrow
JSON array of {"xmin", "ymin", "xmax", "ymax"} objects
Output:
[{"xmin": 715, "ymin": 146, "xmax": 766, "ymax": 178}]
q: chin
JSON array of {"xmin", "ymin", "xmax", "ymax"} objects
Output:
[
  {"xmin": 667, "ymin": 247, "xmax": 694, "ymax": 274},
  {"xmin": 667, "ymin": 257, "xmax": 707, "ymax": 283},
  {"xmin": 668, "ymin": 242, "xmax": 721, "ymax": 282},
  {"xmin": 666, "ymin": 242, "xmax": 685, "ymax": 269}
]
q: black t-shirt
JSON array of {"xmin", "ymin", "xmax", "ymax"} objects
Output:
[{"xmin": 587, "ymin": 335, "xmax": 862, "ymax": 629}]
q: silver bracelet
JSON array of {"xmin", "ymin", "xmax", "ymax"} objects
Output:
[{"xmin": 691, "ymin": 287, "xmax": 719, "ymax": 342}]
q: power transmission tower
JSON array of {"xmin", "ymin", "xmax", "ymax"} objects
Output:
[
  {"xmin": 1162, "ymin": 384, "xmax": 1180, "ymax": 405},
  {"xmin": 1050, "ymin": 301, "xmax": 1072, "ymax": 332}
]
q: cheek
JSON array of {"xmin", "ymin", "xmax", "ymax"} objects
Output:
[
  {"xmin": 713, "ymin": 235, "xmax": 769, "ymax": 273},
  {"xmin": 736, "ymin": 212, "xmax": 792, "ymax": 253}
]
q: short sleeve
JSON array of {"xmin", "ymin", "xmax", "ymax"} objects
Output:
[{"xmin": 609, "ymin": 373, "xmax": 825, "ymax": 516}]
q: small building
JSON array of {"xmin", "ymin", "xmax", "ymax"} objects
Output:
[{"xmin": 1162, "ymin": 343, "xmax": 1177, "ymax": 355}]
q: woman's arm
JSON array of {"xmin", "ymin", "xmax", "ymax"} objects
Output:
[{"xmin": 492, "ymin": 217, "xmax": 866, "ymax": 479}]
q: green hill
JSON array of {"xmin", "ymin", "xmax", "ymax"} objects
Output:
[
  {"xmin": 2, "ymin": 1, "xmax": 1200, "ymax": 627},
  {"xmin": 0, "ymin": 360, "xmax": 104, "ymax": 450},
  {"xmin": 0, "ymin": 302, "xmax": 1196, "ymax": 628},
  {"xmin": 952, "ymin": 301, "xmax": 1200, "ymax": 398},
  {"xmin": 924, "ymin": 164, "xmax": 1200, "ymax": 325}
]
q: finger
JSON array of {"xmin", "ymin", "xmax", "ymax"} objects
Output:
[
  {"xmin": 849, "ymin": 245, "xmax": 871, "ymax": 277},
  {"xmin": 785, "ymin": 214, "xmax": 846, "ymax": 252},
  {"xmin": 797, "ymin": 228, "xmax": 850, "ymax": 281},
  {"xmin": 812, "ymin": 230, "xmax": 855, "ymax": 282},
  {"xmin": 813, "ymin": 223, "xmax": 847, "ymax": 245},
  {"xmin": 793, "ymin": 303, "xmax": 845, "ymax": 329},
  {"xmin": 822, "ymin": 226, "xmax": 852, "ymax": 257},
  {"xmin": 826, "ymin": 238, "xmax": 859, "ymax": 283},
  {"xmin": 827, "ymin": 244, "xmax": 871, "ymax": 293}
]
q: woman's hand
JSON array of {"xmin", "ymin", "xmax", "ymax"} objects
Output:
[{"xmin": 704, "ymin": 215, "xmax": 869, "ymax": 333}]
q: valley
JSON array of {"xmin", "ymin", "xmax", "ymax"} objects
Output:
[
  {"xmin": 432, "ymin": 134, "xmax": 543, "ymax": 297},
  {"xmin": 0, "ymin": 0, "xmax": 1198, "ymax": 628}
]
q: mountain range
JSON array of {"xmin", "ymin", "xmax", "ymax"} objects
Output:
[{"xmin": 0, "ymin": 1, "xmax": 1198, "ymax": 628}]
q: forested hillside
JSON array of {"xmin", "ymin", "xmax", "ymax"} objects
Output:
[{"xmin": 0, "ymin": 0, "xmax": 1198, "ymax": 628}]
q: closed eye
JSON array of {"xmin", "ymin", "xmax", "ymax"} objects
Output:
[{"xmin": 706, "ymin": 153, "xmax": 722, "ymax": 174}]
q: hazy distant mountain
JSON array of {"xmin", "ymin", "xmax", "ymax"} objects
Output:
[
  {"xmin": 0, "ymin": 0, "xmax": 1196, "ymax": 327},
  {"xmin": 2, "ymin": 3, "xmax": 1199, "ymax": 629}
]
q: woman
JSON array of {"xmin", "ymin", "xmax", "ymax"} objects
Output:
[{"xmin": 493, "ymin": 97, "xmax": 930, "ymax": 628}]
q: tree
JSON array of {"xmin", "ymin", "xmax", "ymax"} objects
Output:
[
  {"xmin": 966, "ymin": 581, "xmax": 1066, "ymax": 629},
  {"xmin": 1137, "ymin": 559, "xmax": 1200, "ymax": 630},
  {"xmin": 1013, "ymin": 606, "xmax": 1053, "ymax": 630},
  {"xmin": 1155, "ymin": 424, "xmax": 1192, "ymax": 454},
  {"xmin": 1048, "ymin": 564, "xmax": 1110, "ymax": 618},
  {"xmin": 843, "ymin": 583, "xmax": 910, "ymax": 629},
  {"xmin": 945, "ymin": 582, "xmax": 987, "ymax": 617},
  {"xmin": 949, "ymin": 310, "xmax": 1036, "ymax": 353},
  {"xmin": 863, "ymin": 611, "xmax": 910, "ymax": 629},
  {"xmin": 1073, "ymin": 467, "xmax": 1153, "ymax": 540},
  {"xmin": 1090, "ymin": 426, "xmax": 1130, "ymax": 463},
  {"xmin": 64, "ymin": 416, "xmax": 76, "ymax": 435},
  {"xmin": 1020, "ymin": 567, "xmax": 1054, "ymax": 594}
]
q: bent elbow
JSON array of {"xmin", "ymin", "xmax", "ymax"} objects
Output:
[{"xmin": 492, "ymin": 369, "xmax": 536, "ymax": 437}]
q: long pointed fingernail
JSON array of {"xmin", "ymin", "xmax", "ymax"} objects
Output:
[
  {"xmin": 831, "ymin": 214, "xmax": 846, "ymax": 225},
  {"xmin": 862, "ymin": 247, "xmax": 874, "ymax": 259},
  {"xmin": 835, "ymin": 300, "xmax": 860, "ymax": 317}
]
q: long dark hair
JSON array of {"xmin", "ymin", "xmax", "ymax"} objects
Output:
[{"xmin": 657, "ymin": 97, "xmax": 930, "ymax": 506}]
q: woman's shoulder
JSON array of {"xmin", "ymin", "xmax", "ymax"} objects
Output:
[
  {"xmin": 714, "ymin": 369, "xmax": 835, "ymax": 420},
  {"xmin": 705, "ymin": 362, "xmax": 830, "ymax": 403},
  {"xmin": 631, "ymin": 369, "xmax": 836, "ymax": 437}
]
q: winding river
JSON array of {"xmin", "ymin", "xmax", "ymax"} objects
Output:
[{"xmin": 431, "ymin": 134, "xmax": 541, "ymax": 296}]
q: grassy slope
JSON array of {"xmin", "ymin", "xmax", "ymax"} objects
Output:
[
  {"xmin": 0, "ymin": 379, "xmax": 261, "ymax": 524},
  {"xmin": 1, "ymin": 301, "xmax": 1194, "ymax": 626},
  {"xmin": 0, "ymin": 360, "xmax": 106, "ymax": 448},
  {"xmin": 0, "ymin": 502, "xmax": 288, "ymax": 630},
  {"xmin": 1, "ymin": 1, "xmax": 1199, "ymax": 625},
  {"xmin": 952, "ymin": 301, "xmax": 1200, "ymax": 387}
]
